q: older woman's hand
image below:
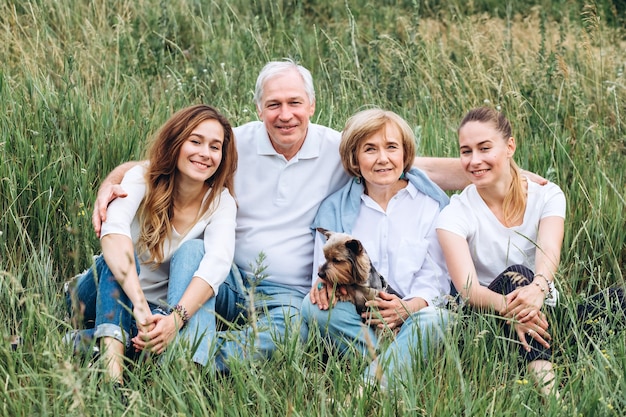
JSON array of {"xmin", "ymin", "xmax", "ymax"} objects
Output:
[
  {"xmin": 309, "ymin": 279, "xmax": 349, "ymax": 310},
  {"xmin": 362, "ymin": 292, "xmax": 411, "ymax": 330},
  {"xmin": 310, "ymin": 279, "xmax": 332, "ymax": 310}
]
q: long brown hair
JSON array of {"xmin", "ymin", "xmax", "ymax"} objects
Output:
[
  {"xmin": 136, "ymin": 104, "xmax": 237, "ymax": 264},
  {"xmin": 459, "ymin": 107, "xmax": 525, "ymax": 226}
]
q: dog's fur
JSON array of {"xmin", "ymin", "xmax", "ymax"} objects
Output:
[{"xmin": 316, "ymin": 227, "xmax": 399, "ymax": 315}]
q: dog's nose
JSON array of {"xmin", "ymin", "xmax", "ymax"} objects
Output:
[{"xmin": 318, "ymin": 269, "xmax": 326, "ymax": 279}]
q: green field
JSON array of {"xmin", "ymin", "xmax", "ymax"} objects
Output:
[{"xmin": 1, "ymin": 0, "xmax": 625, "ymax": 415}]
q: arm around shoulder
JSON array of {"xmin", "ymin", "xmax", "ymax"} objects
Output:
[
  {"xmin": 92, "ymin": 160, "xmax": 145, "ymax": 236},
  {"xmin": 413, "ymin": 157, "xmax": 468, "ymax": 191}
]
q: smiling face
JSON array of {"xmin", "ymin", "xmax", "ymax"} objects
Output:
[
  {"xmin": 356, "ymin": 122, "xmax": 405, "ymax": 192},
  {"xmin": 458, "ymin": 120, "xmax": 516, "ymax": 189},
  {"xmin": 176, "ymin": 119, "xmax": 225, "ymax": 185},
  {"xmin": 256, "ymin": 69, "xmax": 316, "ymax": 160}
]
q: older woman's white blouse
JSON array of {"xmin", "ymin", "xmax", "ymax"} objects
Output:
[{"xmin": 313, "ymin": 182, "xmax": 451, "ymax": 307}]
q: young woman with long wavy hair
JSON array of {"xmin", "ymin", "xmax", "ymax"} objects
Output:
[{"xmin": 67, "ymin": 104, "xmax": 237, "ymax": 384}]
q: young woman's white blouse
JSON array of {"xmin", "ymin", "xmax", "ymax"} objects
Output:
[
  {"xmin": 436, "ymin": 180, "xmax": 565, "ymax": 301},
  {"xmin": 100, "ymin": 164, "xmax": 237, "ymax": 305}
]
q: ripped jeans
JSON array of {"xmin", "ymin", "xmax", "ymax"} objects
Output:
[{"xmin": 66, "ymin": 240, "xmax": 216, "ymax": 365}]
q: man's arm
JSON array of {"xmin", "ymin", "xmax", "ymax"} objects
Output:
[
  {"xmin": 413, "ymin": 156, "xmax": 548, "ymax": 191},
  {"xmin": 91, "ymin": 161, "xmax": 143, "ymax": 236},
  {"xmin": 413, "ymin": 157, "xmax": 468, "ymax": 191}
]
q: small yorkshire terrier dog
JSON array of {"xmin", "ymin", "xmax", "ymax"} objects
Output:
[{"xmin": 316, "ymin": 227, "xmax": 399, "ymax": 315}]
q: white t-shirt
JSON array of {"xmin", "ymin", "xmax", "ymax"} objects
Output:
[
  {"xmin": 436, "ymin": 180, "xmax": 566, "ymax": 290},
  {"xmin": 233, "ymin": 121, "xmax": 350, "ymax": 294},
  {"xmin": 313, "ymin": 182, "xmax": 450, "ymax": 307},
  {"xmin": 101, "ymin": 164, "xmax": 237, "ymax": 305}
]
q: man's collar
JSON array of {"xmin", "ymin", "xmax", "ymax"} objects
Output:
[{"xmin": 256, "ymin": 125, "xmax": 319, "ymax": 160}]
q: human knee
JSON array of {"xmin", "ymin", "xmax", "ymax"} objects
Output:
[
  {"xmin": 408, "ymin": 306, "xmax": 450, "ymax": 325},
  {"xmin": 405, "ymin": 307, "xmax": 452, "ymax": 341},
  {"xmin": 168, "ymin": 240, "xmax": 205, "ymax": 295},
  {"xmin": 503, "ymin": 264, "xmax": 534, "ymax": 281},
  {"xmin": 301, "ymin": 294, "xmax": 333, "ymax": 328},
  {"xmin": 171, "ymin": 239, "xmax": 204, "ymax": 265},
  {"xmin": 65, "ymin": 270, "xmax": 96, "ymax": 318}
]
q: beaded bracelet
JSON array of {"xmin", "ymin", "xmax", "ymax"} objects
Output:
[
  {"xmin": 534, "ymin": 281, "xmax": 548, "ymax": 295},
  {"xmin": 171, "ymin": 304, "xmax": 190, "ymax": 328},
  {"xmin": 533, "ymin": 273, "xmax": 554, "ymax": 300}
]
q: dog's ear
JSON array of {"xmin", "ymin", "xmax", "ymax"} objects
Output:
[
  {"xmin": 316, "ymin": 227, "xmax": 332, "ymax": 240},
  {"xmin": 345, "ymin": 239, "xmax": 364, "ymax": 257}
]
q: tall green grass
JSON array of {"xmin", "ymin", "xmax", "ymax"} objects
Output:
[{"xmin": 1, "ymin": 0, "xmax": 625, "ymax": 415}]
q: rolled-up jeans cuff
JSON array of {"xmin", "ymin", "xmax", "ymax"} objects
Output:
[{"xmin": 94, "ymin": 323, "xmax": 130, "ymax": 347}]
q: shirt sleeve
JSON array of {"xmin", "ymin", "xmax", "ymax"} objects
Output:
[
  {"xmin": 435, "ymin": 194, "xmax": 473, "ymax": 239},
  {"xmin": 398, "ymin": 213, "xmax": 451, "ymax": 307},
  {"xmin": 540, "ymin": 182, "xmax": 566, "ymax": 219},
  {"xmin": 100, "ymin": 164, "xmax": 147, "ymax": 239},
  {"xmin": 192, "ymin": 189, "xmax": 238, "ymax": 295}
]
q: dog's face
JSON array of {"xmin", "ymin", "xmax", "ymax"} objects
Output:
[{"xmin": 316, "ymin": 228, "xmax": 371, "ymax": 286}]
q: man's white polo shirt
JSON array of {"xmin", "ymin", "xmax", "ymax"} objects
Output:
[{"xmin": 233, "ymin": 121, "xmax": 349, "ymax": 293}]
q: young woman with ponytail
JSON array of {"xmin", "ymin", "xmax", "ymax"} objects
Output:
[{"xmin": 436, "ymin": 106, "xmax": 565, "ymax": 396}]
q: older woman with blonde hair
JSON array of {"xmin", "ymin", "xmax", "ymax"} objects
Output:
[{"xmin": 303, "ymin": 108, "xmax": 452, "ymax": 390}]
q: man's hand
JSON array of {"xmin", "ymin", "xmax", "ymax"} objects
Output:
[
  {"xmin": 92, "ymin": 184, "xmax": 127, "ymax": 237},
  {"xmin": 90, "ymin": 160, "xmax": 142, "ymax": 236},
  {"xmin": 521, "ymin": 169, "xmax": 548, "ymax": 186}
]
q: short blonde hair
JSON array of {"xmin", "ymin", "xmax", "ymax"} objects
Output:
[{"xmin": 339, "ymin": 108, "xmax": 416, "ymax": 178}]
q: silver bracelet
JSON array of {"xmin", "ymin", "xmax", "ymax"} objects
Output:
[{"xmin": 533, "ymin": 273, "xmax": 553, "ymax": 300}]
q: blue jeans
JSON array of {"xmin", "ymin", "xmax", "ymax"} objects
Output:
[
  {"xmin": 212, "ymin": 264, "xmax": 309, "ymax": 372},
  {"xmin": 301, "ymin": 295, "xmax": 453, "ymax": 390},
  {"xmin": 66, "ymin": 240, "xmax": 216, "ymax": 366}
]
